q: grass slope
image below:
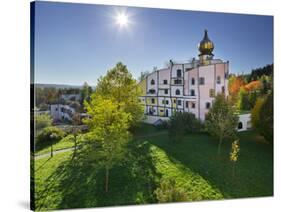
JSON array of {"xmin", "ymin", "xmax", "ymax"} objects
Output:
[{"xmin": 34, "ymin": 128, "xmax": 273, "ymax": 210}]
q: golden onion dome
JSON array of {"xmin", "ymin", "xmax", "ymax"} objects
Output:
[{"xmin": 198, "ymin": 30, "xmax": 214, "ymax": 56}]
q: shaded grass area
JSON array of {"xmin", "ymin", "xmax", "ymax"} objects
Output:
[
  {"xmin": 34, "ymin": 141, "xmax": 159, "ymax": 211},
  {"xmin": 34, "ymin": 130, "xmax": 273, "ymax": 210},
  {"xmin": 147, "ymin": 131, "xmax": 273, "ymax": 199}
]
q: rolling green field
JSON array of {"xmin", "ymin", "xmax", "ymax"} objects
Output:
[{"xmin": 34, "ymin": 125, "xmax": 273, "ymax": 211}]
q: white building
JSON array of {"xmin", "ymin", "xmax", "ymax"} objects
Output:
[
  {"xmin": 139, "ymin": 30, "xmax": 229, "ymax": 122},
  {"xmin": 50, "ymin": 104, "xmax": 75, "ymax": 122}
]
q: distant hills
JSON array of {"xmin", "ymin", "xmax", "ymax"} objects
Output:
[{"xmin": 34, "ymin": 83, "xmax": 95, "ymax": 90}]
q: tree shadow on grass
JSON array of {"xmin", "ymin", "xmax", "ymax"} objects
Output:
[
  {"xmin": 36, "ymin": 140, "xmax": 161, "ymax": 210},
  {"xmin": 147, "ymin": 131, "xmax": 273, "ymax": 199}
]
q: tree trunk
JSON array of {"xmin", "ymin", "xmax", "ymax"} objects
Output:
[
  {"xmin": 105, "ymin": 167, "xmax": 109, "ymax": 193},
  {"xmin": 232, "ymin": 163, "xmax": 236, "ymax": 177},
  {"xmin": 217, "ymin": 137, "xmax": 222, "ymax": 155},
  {"xmin": 72, "ymin": 135, "xmax": 77, "ymax": 160},
  {"xmin": 51, "ymin": 144, "xmax": 53, "ymax": 157}
]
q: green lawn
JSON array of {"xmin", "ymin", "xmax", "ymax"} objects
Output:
[{"xmin": 34, "ymin": 129, "xmax": 273, "ymax": 210}]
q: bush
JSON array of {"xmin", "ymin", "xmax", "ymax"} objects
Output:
[
  {"xmin": 169, "ymin": 112, "xmax": 202, "ymax": 142},
  {"xmin": 35, "ymin": 113, "xmax": 52, "ymax": 132},
  {"xmin": 258, "ymin": 92, "xmax": 273, "ymax": 143},
  {"xmin": 251, "ymin": 97, "xmax": 266, "ymax": 129},
  {"xmin": 154, "ymin": 178, "xmax": 188, "ymax": 203},
  {"xmin": 36, "ymin": 126, "xmax": 65, "ymax": 146},
  {"xmin": 155, "ymin": 120, "xmax": 170, "ymax": 130}
]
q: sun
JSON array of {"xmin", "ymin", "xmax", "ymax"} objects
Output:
[{"xmin": 116, "ymin": 13, "xmax": 129, "ymax": 27}]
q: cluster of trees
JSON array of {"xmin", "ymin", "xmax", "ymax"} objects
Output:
[
  {"xmin": 228, "ymin": 64, "xmax": 273, "ymax": 112},
  {"xmin": 34, "ymin": 113, "xmax": 66, "ymax": 155},
  {"xmin": 227, "ymin": 64, "xmax": 273, "ymax": 143}
]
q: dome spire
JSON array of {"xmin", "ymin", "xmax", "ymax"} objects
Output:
[{"xmin": 198, "ymin": 29, "xmax": 214, "ymax": 56}]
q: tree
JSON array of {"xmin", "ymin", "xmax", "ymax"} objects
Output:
[
  {"xmin": 83, "ymin": 94, "xmax": 131, "ymax": 192},
  {"xmin": 138, "ymin": 70, "xmax": 150, "ymax": 81},
  {"xmin": 155, "ymin": 178, "xmax": 188, "ymax": 203},
  {"xmin": 36, "ymin": 126, "xmax": 65, "ymax": 156},
  {"xmin": 230, "ymin": 140, "xmax": 240, "ymax": 177},
  {"xmin": 258, "ymin": 92, "xmax": 273, "ymax": 143},
  {"xmin": 80, "ymin": 82, "xmax": 93, "ymax": 105},
  {"xmin": 169, "ymin": 112, "xmax": 201, "ymax": 142},
  {"xmin": 251, "ymin": 97, "xmax": 266, "ymax": 129},
  {"xmin": 94, "ymin": 62, "xmax": 143, "ymax": 127},
  {"xmin": 228, "ymin": 75, "xmax": 246, "ymax": 97},
  {"xmin": 35, "ymin": 113, "xmax": 52, "ymax": 133},
  {"xmin": 237, "ymin": 87, "xmax": 251, "ymax": 111},
  {"xmin": 205, "ymin": 94, "xmax": 239, "ymax": 155}
]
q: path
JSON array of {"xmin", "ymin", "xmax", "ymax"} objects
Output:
[{"xmin": 34, "ymin": 131, "xmax": 168, "ymax": 160}]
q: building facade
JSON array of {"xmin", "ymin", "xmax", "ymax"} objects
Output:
[{"xmin": 139, "ymin": 30, "xmax": 229, "ymax": 122}]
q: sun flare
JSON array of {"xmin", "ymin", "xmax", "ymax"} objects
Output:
[{"xmin": 116, "ymin": 13, "xmax": 128, "ymax": 27}]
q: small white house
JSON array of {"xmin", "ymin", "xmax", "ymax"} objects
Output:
[{"xmin": 50, "ymin": 104, "xmax": 75, "ymax": 122}]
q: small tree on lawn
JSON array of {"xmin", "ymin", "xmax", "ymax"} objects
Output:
[
  {"xmin": 230, "ymin": 140, "xmax": 240, "ymax": 177},
  {"xmin": 169, "ymin": 112, "xmax": 186, "ymax": 142},
  {"xmin": 36, "ymin": 126, "xmax": 65, "ymax": 156},
  {"xmin": 169, "ymin": 112, "xmax": 201, "ymax": 142},
  {"xmin": 84, "ymin": 94, "xmax": 131, "ymax": 192},
  {"xmin": 205, "ymin": 94, "xmax": 239, "ymax": 155}
]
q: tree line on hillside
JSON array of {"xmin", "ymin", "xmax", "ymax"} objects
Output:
[{"xmin": 227, "ymin": 64, "xmax": 273, "ymax": 144}]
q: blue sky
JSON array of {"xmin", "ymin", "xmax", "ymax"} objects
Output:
[{"xmin": 34, "ymin": 1, "xmax": 273, "ymax": 86}]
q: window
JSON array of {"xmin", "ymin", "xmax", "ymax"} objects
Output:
[
  {"xmin": 191, "ymin": 103, "xmax": 196, "ymax": 108},
  {"xmin": 177, "ymin": 69, "xmax": 182, "ymax": 77},
  {"xmin": 177, "ymin": 100, "xmax": 182, "ymax": 106},
  {"xmin": 151, "ymin": 79, "xmax": 155, "ymax": 85},
  {"xmin": 174, "ymin": 79, "xmax": 182, "ymax": 84},
  {"xmin": 225, "ymin": 72, "xmax": 228, "ymax": 79},
  {"xmin": 217, "ymin": 76, "xmax": 221, "ymax": 84},
  {"xmin": 199, "ymin": 77, "xmax": 205, "ymax": 85},
  {"xmin": 191, "ymin": 89, "xmax": 195, "ymax": 96},
  {"xmin": 209, "ymin": 89, "xmax": 215, "ymax": 97},
  {"xmin": 164, "ymin": 89, "xmax": 168, "ymax": 94},
  {"xmin": 222, "ymin": 86, "xmax": 225, "ymax": 93},
  {"xmin": 160, "ymin": 109, "xmax": 164, "ymax": 112},
  {"xmin": 151, "ymin": 98, "xmax": 155, "ymax": 104},
  {"xmin": 206, "ymin": 102, "xmax": 211, "ymax": 109},
  {"xmin": 166, "ymin": 100, "xmax": 169, "ymax": 105},
  {"xmin": 238, "ymin": 122, "xmax": 243, "ymax": 129},
  {"xmin": 162, "ymin": 100, "xmax": 165, "ymax": 105},
  {"xmin": 191, "ymin": 78, "xmax": 195, "ymax": 85},
  {"xmin": 185, "ymin": 101, "xmax": 189, "ymax": 108},
  {"xmin": 163, "ymin": 79, "xmax": 168, "ymax": 84},
  {"xmin": 173, "ymin": 99, "xmax": 176, "ymax": 103},
  {"xmin": 175, "ymin": 89, "xmax": 180, "ymax": 95},
  {"xmin": 148, "ymin": 89, "xmax": 156, "ymax": 94}
]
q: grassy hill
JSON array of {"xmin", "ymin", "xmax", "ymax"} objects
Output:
[{"xmin": 33, "ymin": 128, "xmax": 273, "ymax": 210}]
